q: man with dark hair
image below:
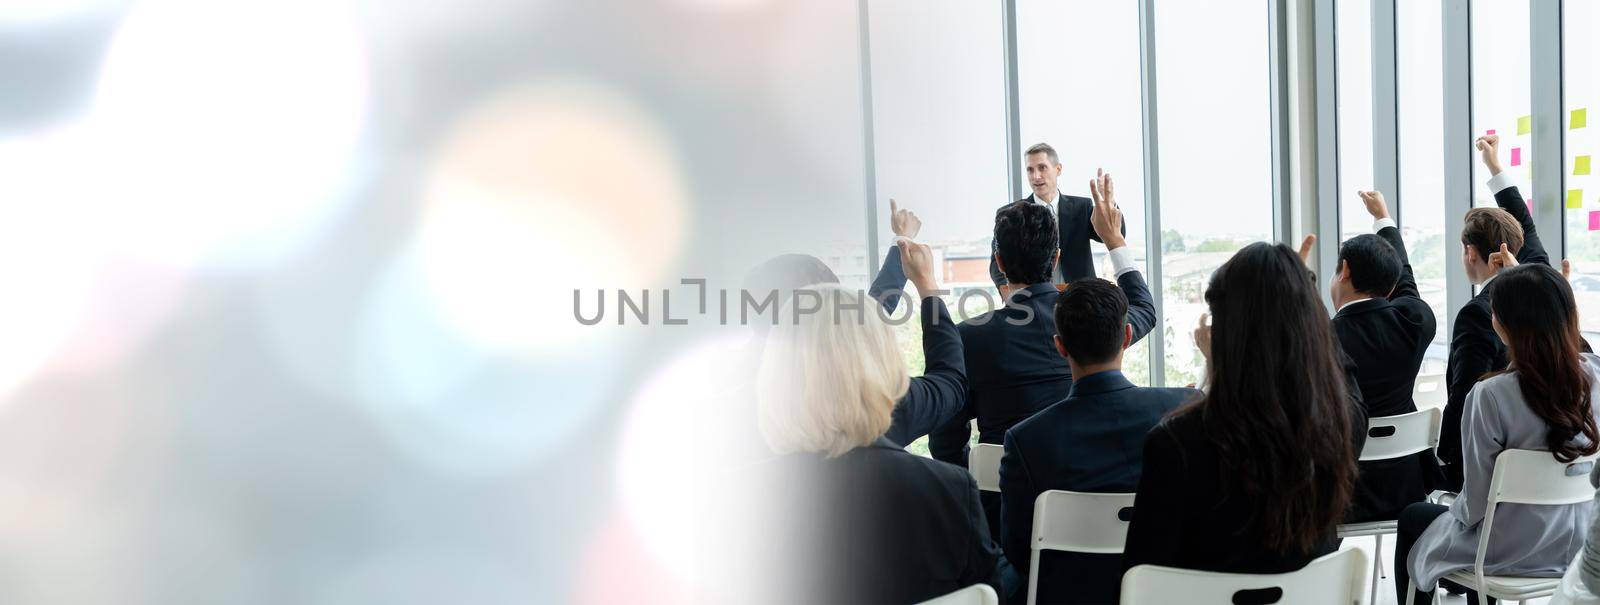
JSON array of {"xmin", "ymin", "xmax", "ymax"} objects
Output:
[
  {"xmin": 1439, "ymin": 134, "xmax": 1552, "ymax": 490},
  {"xmin": 995, "ymin": 276, "xmax": 1196, "ymax": 604},
  {"xmin": 928, "ymin": 170, "xmax": 1157, "ymax": 540},
  {"xmin": 1330, "ymin": 190, "xmax": 1439, "ymax": 522},
  {"xmin": 987, "ymin": 143, "xmax": 1125, "ymax": 290}
]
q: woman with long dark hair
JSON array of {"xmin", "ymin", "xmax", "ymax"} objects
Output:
[
  {"xmin": 1395, "ymin": 263, "xmax": 1600, "ymax": 604},
  {"xmin": 1122, "ymin": 242, "xmax": 1366, "ymax": 574}
]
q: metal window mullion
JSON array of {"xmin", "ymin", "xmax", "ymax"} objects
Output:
[
  {"xmin": 1001, "ymin": 0, "xmax": 1023, "ymax": 202},
  {"xmin": 1531, "ymin": 0, "xmax": 1565, "ymax": 259},
  {"xmin": 1270, "ymin": 0, "xmax": 1296, "ymax": 246},
  {"xmin": 1372, "ymin": 0, "xmax": 1401, "ymax": 224},
  {"xmin": 1443, "ymin": 0, "xmax": 1473, "ymax": 333},
  {"xmin": 858, "ymin": 0, "xmax": 880, "ymax": 271},
  {"xmin": 1314, "ymin": 0, "xmax": 1341, "ymax": 307},
  {"xmin": 1138, "ymin": 0, "xmax": 1166, "ymax": 386}
]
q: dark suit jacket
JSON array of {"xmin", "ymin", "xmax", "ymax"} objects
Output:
[
  {"xmin": 740, "ymin": 438, "xmax": 1002, "ymax": 604},
  {"xmin": 998, "ymin": 371, "xmax": 1200, "ymax": 604},
  {"xmin": 1331, "ymin": 225, "xmax": 1440, "ymax": 521},
  {"xmin": 1440, "ymin": 181, "xmax": 1548, "ymax": 490},
  {"xmin": 867, "ymin": 246, "xmax": 969, "ymax": 447},
  {"xmin": 1122, "ymin": 396, "xmax": 1368, "ymax": 583},
  {"xmin": 929, "ymin": 269, "xmax": 1157, "ymax": 536},
  {"xmin": 988, "ymin": 193, "xmax": 1124, "ymax": 287}
]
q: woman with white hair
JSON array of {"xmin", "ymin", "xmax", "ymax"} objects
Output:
[{"xmin": 744, "ymin": 283, "xmax": 1000, "ymax": 604}]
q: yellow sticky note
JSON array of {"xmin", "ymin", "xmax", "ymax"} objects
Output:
[
  {"xmin": 1578, "ymin": 155, "xmax": 1592, "ymax": 176},
  {"xmin": 1569, "ymin": 189, "xmax": 1585, "ymax": 209},
  {"xmin": 1518, "ymin": 115, "xmax": 1532, "ymax": 135},
  {"xmin": 1574, "ymin": 108, "xmax": 1589, "ymax": 129}
]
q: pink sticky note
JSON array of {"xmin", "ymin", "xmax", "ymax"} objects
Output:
[
  {"xmin": 1511, "ymin": 147, "xmax": 1523, "ymax": 166},
  {"xmin": 1487, "ymin": 129, "xmax": 1497, "ymax": 135},
  {"xmin": 1590, "ymin": 211, "xmax": 1600, "ymax": 231},
  {"xmin": 1527, "ymin": 198, "xmax": 1534, "ymax": 212}
]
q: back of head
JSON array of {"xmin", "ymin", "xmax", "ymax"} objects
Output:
[
  {"xmin": 756, "ymin": 284, "xmax": 909, "ymax": 458},
  {"xmin": 1193, "ymin": 242, "xmax": 1355, "ymax": 554},
  {"xmin": 744, "ymin": 254, "xmax": 840, "ymax": 335},
  {"xmin": 994, "ymin": 201, "xmax": 1059, "ymax": 285},
  {"xmin": 1053, "ymin": 278, "xmax": 1128, "ymax": 366},
  {"xmin": 1461, "ymin": 207, "xmax": 1525, "ymax": 262},
  {"xmin": 1489, "ymin": 263, "xmax": 1600, "ymax": 462},
  {"xmin": 1337, "ymin": 234, "xmax": 1402, "ymax": 297}
]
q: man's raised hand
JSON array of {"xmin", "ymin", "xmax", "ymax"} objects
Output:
[
  {"xmin": 1475, "ymin": 135, "xmax": 1503, "ymax": 175},
  {"xmin": 890, "ymin": 198, "xmax": 922, "ymax": 240},
  {"xmin": 1088, "ymin": 169, "xmax": 1126, "ymax": 249},
  {"xmin": 1297, "ymin": 234, "xmax": 1317, "ymax": 267},
  {"xmin": 1358, "ymin": 190, "xmax": 1391, "ymax": 221}
]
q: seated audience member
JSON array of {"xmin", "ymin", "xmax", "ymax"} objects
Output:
[
  {"xmin": 746, "ymin": 284, "xmax": 1001, "ymax": 604},
  {"xmin": 1331, "ymin": 190, "xmax": 1439, "ymax": 522},
  {"xmin": 1395, "ymin": 263, "xmax": 1600, "ymax": 605},
  {"xmin": 1122, "ymin": 242, "xmax": 1366, "ymax": 581},
  {"xmin": 1552, "ymin": 465, "xmax": 1600, "ymax": 605},
  {"xmin": 930, "ymin": 171, "xmax": 1156, "ymax": 533},
  {"xmin": 740, "ymin": 200, "xmax": 967, "ymax": 453},
  {"xmin": 997, "ymin": 196, "xmax": 1197, "ymax": 604},
  {"xmin": 1441, "ymin": 134, "xmax": 1554, "ymax": 490}
]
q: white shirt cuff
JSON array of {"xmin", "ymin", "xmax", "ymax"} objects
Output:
[
  {"xmin": 1486, "ymin": 171, "xmax": 1517, "ymax": 194},
  {"xmin": 1373, "ymin": 217, "xmax": 1397, "ymax": 232},
  {"xmin": 1108, "ymin": 246, "xmax": 1139, "ymax": 278},
  {"xmin": 890, "ymin": 235, "xmax": 912, "ymax": 246}
]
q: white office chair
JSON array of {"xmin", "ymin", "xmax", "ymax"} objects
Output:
[
  {"xmin": 1413, "ymin": 371, "xmax": 1446, "ymax": 410},
  {"xmin": 1026, "ymin": 490, "xmax": 1136, "ymax": 605},
  {"xmin": 1405, "ymin": 449, "xmax": 1600, "ymax": 605},
  {"xmin": 968, "ymin": 443, "xmax": 1003, "ymax": 492},
  {"xmin": 918, "ymin": 583, "xmax": 999, "ymax": 605},
  {"xmin": 1120, "ymin": 546, "xmax": 1368, "ymax": 604},
  {"xmin": 1338, "ymin": 408, "xmax": 1443, "ymax": 604}
]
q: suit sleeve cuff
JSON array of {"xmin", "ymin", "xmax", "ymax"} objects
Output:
[
  {"xmin": 1486, "ymin": 171, "xmax": 1516, "ymax": 194},
  {"xmin": 1108, "ymin": 246, "xmax": 1139, "ymax": 278},
  {"xmin": 1373, "ymin": 217, "xmax": 1397, "ymax": 232}
]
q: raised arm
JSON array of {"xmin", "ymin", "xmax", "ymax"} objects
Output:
[
  {"xmin": 1089, "ymin": 169, "xmax": 1156, "ymax": 344},
  {"xmin": 868, "ymin": 199, "xmax": 920, "ymax": 314},
  {"xmin": 1476, "ymin": 135, "xmax": 1550, "ymax": 267},
  {"xmin": 883, "ymin": 240, "xmax": 969, "ymax": 447}
]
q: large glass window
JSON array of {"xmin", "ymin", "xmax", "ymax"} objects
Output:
[
  {"xmin": 1017, "ymin": 0, "xmax": 1149, "ymax": 385},
  {"xmin": 1471, "ymin": 0, "xmax": 1532, "ymax": 206},
  {"xmin": 1565, "ymin": 0, "xmax": 1600, "ymax": 347},
  {"xmin": 1154, "ymin": 0, "xmax": 1274, "ymax": 387},
  {"xmin": 1337, "ymin": 0, "xmax": 1375, "ymax": 243},
  {"xmin": 1397, "ymin": 0, "xmax": 1449, "ymax": 404},
  {"xmin": 868, "ymin": 0, "xmax": 1008, "ymax": 456}
]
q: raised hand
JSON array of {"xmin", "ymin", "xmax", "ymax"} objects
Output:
[
  {"xmin": 890, "ymin": 198, "xmax": 922, "ymax": 240},
  {"xmin": 1358, "ymin": 190, "xmax": 1391, "ymax": 221},
  {"xmin": 1475, "ymin": 135, "xmax": 1503, "ymax": 175},
  {"xmin": 1488, "ymin": 242, "xmax": 1519, "ymax": 272},
  {"xmin": 1088, "ymin": 169, "xmax": 1126, "ymax": 249},
  {"xmin": 897, "ymin": 239, "xmax": 937, "ymax": 297},
  {"xmin": 1564, "ymin": 259, "xmax": 1574, "ymax": 280},
  {"xmin": 1193, "ymin": 313, "xmax": 1212, "ymax": 363},
  {"xmin": 1297, "ymin": 234, "xmax": 1317, "ymax": 267}
]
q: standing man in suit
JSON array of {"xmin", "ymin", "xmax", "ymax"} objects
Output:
[
  {"xmin": 930, "ymin": 171, "xmax": 1157, "ymax": 536},
  {"xmin": 997, "ymin": 273, "xmax": 1199, "ymax": 604},
  {"xmin": 988, "ymin": 143, "xmax": 1125, "ymax": 291},
  {"xmin": 1439, "ymin": 134, "xmax": 1550, "ymax": 490},
  {"xmin": 1329, "ymin": 190, "xmax": 1439, "ymax": 521}
]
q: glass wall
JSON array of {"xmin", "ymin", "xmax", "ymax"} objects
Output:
[
  {"xmin": 1565, "ymin": 0, "xmax": 1600, "ymax": 346},
  {"xmin": 1396, "ymin": 0, "xmax": 1449, "ymax": 396},
  {"xmin": 1017, "ymin": 0, "xmax": 1149, "ymax": 384},
  {"xmin": 1471, "ymin": 0, "xmax": 1532, "ymax": 206},
  {"xmin": 1153, "ymin": 0, "xmax": 1274, "ymax": 387},
  {"xmin": 1336, "ymin": 0, "xmax": 1375, "ymax": 243}
]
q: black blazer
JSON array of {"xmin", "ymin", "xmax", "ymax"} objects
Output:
[
  {"xmin": 1122, "ymin": 397, "xmax": 1368, "ymax": 582},
  {"xmin": 867, "ymin": 245, "xmax": 970, "ymax": 447},
  {"xmin": 998, "ymin": 371, "xmax": 1200, "ymax": 604},
  {"xmin": 739, "ymin": 438, "xmax": 1002, "ymax": 604},
  {"xmin": 929, "ymin": 269, "xmax": 1159, "ymax": 467},
  {"xmin": 1439, "ymin": 181, "xmax": 1548, "ymax": 490},
  {"xmin": 1331, "ymin": 225, "xmax": 1440, "ymax": 521},
  {"xmin": 987, "ymin": 193, "xmax": 1124, "ymax": 287}
]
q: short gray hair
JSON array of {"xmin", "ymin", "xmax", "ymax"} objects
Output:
[{"xmin": 1025, "ymin": 142, "xmax": 1059, "ymax": 166}]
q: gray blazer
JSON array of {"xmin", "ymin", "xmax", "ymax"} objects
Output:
[
  {"xmin": 1579, "ymin": 456, "xmax": 1600, "ymax": 595},
  {"xmin": 1407, "ymin": 354, "xmax": 1600, "ymax": 589}
]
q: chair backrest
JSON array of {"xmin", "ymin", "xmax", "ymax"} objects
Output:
[
  {"xmin": 1032, "ymin": 490, "xmax": 1136, "ymax": 555},
  {"xmin": 1119, "ymin": 547, "xmax": 1368, "ymax": 605},
  {"xmin": 1358, "ymin": 408, "xmax": 1443, "ymax": 461},
  {"xmin": 1414, "ymin": 370, "xmax": 1446, "ymax": 409},
  {"xmin": 1473, "ymin": 449, "xmax": 1599, "ymax": 582},
  {"xmin": 969, "ymin": 443, "xmax": 1003, "ymax": 492},
  {"xmin": 918, "ymin": 583, "xmax": 999, "ymax": 605}
]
